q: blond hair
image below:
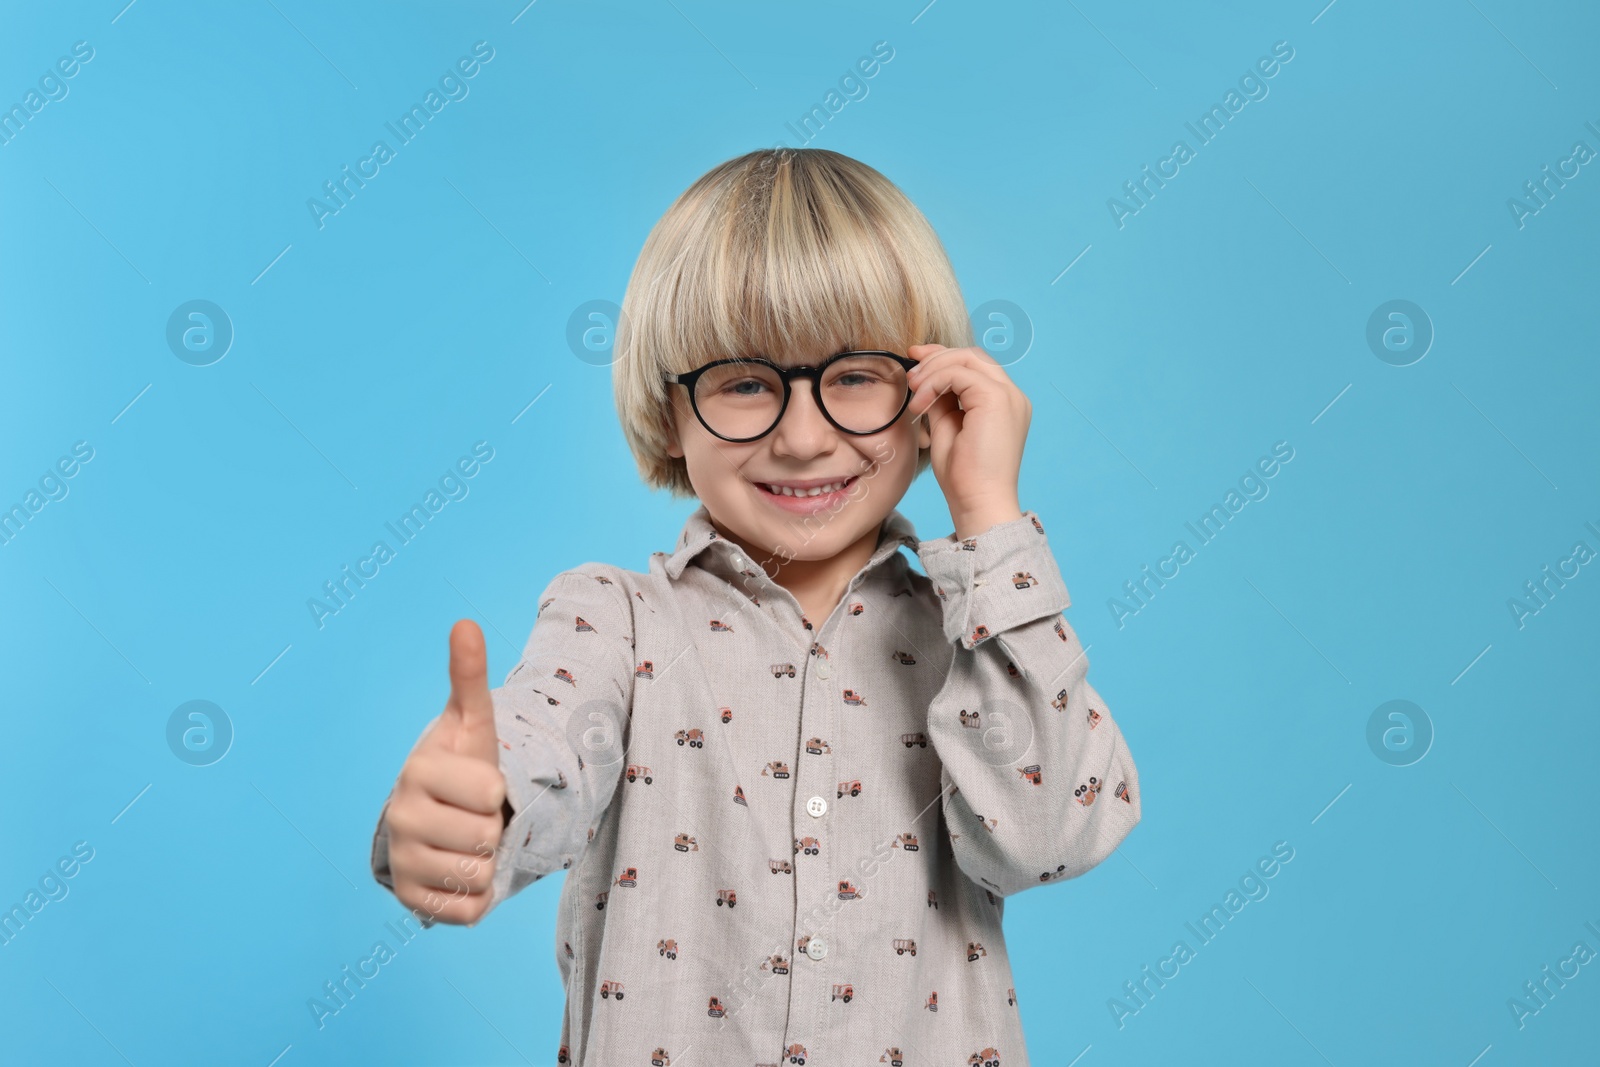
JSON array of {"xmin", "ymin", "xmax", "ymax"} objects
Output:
[{"xmin": 612, "ymin": 148, "xmax": 973, "ymax": 499}]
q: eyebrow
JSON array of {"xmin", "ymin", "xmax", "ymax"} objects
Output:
[{"xmin": 738, "ymin": 343, "xmax": 859, "ymax": 368}]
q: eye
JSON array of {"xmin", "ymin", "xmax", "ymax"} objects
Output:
[
  {"xmin": 719, "ymin": 377, "xmax": 772, "ymax": 396},
  {"xmin": 834, "ymin": 371, "xmax": 887, "ymax": 389}
]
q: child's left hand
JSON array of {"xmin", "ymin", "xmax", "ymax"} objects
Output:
[{"xmin": 905, "ymin": 343, "xmax": 1030, "ymax": 540}]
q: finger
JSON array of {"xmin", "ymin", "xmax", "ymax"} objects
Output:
[
  {"xmin": 905, "ymin": 342, "xmax": 947, "ymax": 377},
  {"xmin": 907, "ymin": 354, "xmax": 1007, "ymax": 411},
  {"xmin": 908, "ymin": 362, "xmax": 1009, "ymax": 421},
  {"xmin": 910, "ymin": 346, "xmax": 1009, "ymax": 385},
  {"xmin": 386, "ymin": 785, "xmax": 505, "ymax": 849},
  {"xmin": 955, "ymin": 343, "xmax": 1005, "ymax": 367},
  {"xmin": 390, "ymin": 838, "xmax": 498, "ymax": 895},
  {"xmin": 922, "ymin": 386, "xmax": 964, "ymax": 454},
  {"xmin": 905, "ymin": 343, "xmax": 957, "ymax": 385},
  {"xmin": 402, "ymin": 748, "xmax": 507, "ymax": 815},
  {"xmin": 908, "ymin": 343, "xmax": 1004, "ymax": 368},
  {"xmin": 915, "ymin": 347, "xmax": 1020, "ymax": 393},
  {"xmin": 445, "ymin": 619, "xmax": 500, "ymax": 764},
  {"xmin": 393, "ymin": 875, "xmax": 494, "ymax": 926}
]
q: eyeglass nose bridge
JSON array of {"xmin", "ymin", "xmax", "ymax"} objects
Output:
[{"xmin": 763, "ymin": 364, "xmax": 832, "ymax": 438}]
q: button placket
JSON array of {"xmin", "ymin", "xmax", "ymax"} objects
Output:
[{"xmin": 787, "ymin": 610, "xmax": 841, "ymax": 1058}]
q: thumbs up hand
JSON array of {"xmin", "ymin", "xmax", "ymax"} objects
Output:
[{"xmin": 386, "ymin": 620, "xmax": 510, "ymax": 926}]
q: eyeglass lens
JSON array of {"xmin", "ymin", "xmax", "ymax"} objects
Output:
[{"xmin": 692, "ymin": 354, "xmax": 908, "ymax": 438}]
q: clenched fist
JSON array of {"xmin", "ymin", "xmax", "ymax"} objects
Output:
[{"xmin": 385, "ymin": 619, "xmax": 509, "ymax": 925}]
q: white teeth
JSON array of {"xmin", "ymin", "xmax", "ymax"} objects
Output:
[{"xmin": 763, "ymin": 478, "xmax": 850, "ymax": 497}]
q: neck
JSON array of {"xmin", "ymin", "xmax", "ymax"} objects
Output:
[{"xmin": 710, "ymin": 514, "xmax": 884, "ymax": 621}]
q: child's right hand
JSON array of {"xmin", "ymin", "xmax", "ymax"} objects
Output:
[{"xmin": 385, "ymin": 619, "xmax": 508, "ymax": 926}]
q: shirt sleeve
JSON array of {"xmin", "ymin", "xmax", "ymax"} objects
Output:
[
  {"xmin": 915, "ymin": 509, "xmax": 1141, "ymax": 897},
  {"xmin": 369, "ymin": 562, "xmax": 638, "ymax": 918}
]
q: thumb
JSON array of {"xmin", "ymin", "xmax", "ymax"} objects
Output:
[{"xmin": 441, "ymin": 619, "xmax": 500, "ymax": 764}]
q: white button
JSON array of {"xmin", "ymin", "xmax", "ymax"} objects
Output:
[
  {"xmin": 806, "ymin": 937, "xmax": 828, "ymax": 960},
  {"xmin": 732, "ymin": 555, "xmax": 744, "ymax": 567},
  {"xmin": 815, "ymin": 659, "xmax": 832, "ymax": 679},
  {"xmin": 806, "ymin": 796, "xmax": 827, "ymax": 818}
]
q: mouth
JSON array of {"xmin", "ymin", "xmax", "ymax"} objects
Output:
[{"xmin": 753, "ymin": 475, "xmax": 859, "ymax": 513}]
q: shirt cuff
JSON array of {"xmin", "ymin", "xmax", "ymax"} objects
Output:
[
  {"xmin": 488, "ymin": 683, "xmax": 583, "ymax": 902},
  {"xmin": 915, "ymin": 508, "xmax": 1071, "ymax": 650},
  {"xmin": 370, "ymin": 796, "xmax": 396, "ymax": 891}
]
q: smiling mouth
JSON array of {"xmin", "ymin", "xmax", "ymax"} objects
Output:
[{"xmin": 755, "ymin": 476, "xmax": 858, "ymax": 498}]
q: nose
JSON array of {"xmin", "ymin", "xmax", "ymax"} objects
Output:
[{"xmin": 767, "ymin": 377, "xmax": 837, "ymax": 458}]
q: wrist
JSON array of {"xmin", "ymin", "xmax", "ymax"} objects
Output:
[{"xmin": 952, "ymin": 499, "xmax": 1024, "ymax": 541}]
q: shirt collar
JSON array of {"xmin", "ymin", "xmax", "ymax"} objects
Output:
[{"xmin": 658, "ymin": 503, "xmax": 922, "ymax": 584}]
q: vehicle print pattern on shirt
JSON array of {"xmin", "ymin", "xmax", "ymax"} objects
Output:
[{"xmin": 370, "ymin": 505, "xmax": 1140, "ymax": 1067}]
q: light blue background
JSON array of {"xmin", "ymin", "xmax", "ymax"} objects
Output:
[{"xmin": 2, "ymin": 0, "xmax": 1597, "ymax": 1063}]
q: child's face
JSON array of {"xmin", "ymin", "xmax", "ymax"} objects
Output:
[{"xmin": 665, "ymin": 354, "xmax": 931, "ymax": 569}]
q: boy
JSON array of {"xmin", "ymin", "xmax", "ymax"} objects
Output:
[{"xmin": 370, "ymin": 147, "xmax": 1141, "ymax": 1066}]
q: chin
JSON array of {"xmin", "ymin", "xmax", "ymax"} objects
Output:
[
  {"xmin": 779, "ymin": 507, "xmax": 885, "ymax": 557},
  {"xmin": 713, "ymin": 502, "xmax": 858, "ymax": 564}
]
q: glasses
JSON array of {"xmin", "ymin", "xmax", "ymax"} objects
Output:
[{"xmin": 662, "ymin": 350, "xmax": 918, "ymax": 443}]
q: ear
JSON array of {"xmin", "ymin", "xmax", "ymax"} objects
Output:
[{"xmin": 914, "ymin": 411, "xmax": 932, "ymax": 451}]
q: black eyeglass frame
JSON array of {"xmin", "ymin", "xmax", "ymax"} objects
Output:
[{"xmin": 661, "ymin": 349, "xmax": 921, "ymax": 443}]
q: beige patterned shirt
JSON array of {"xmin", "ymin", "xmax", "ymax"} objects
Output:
[{"xmin": 371, "ymin": 504, "xmax": 1141, "ymax": 1067}]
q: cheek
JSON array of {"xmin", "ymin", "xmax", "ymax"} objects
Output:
[
  {"xmin": 894, "ymin": 417, "xmax": 926, "ymax": 458},
  {"xmin": 684, "ymin": 438, "xmax": 757, "ymax": 493},
  {"xmin": 862, "ymin": 427, "xmax": 918, "ymax": 483}
]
